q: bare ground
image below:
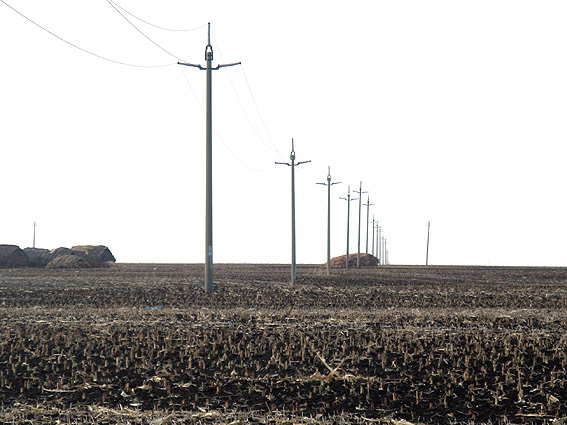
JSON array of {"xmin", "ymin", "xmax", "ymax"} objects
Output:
[{"xmin": 1, "ymin": 263, "xmax": 567, "ymax": 424}]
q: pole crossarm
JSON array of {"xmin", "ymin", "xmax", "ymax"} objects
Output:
[{"xmin": 178, "ymin": 61, "xmax": 241, "ymax": 70}]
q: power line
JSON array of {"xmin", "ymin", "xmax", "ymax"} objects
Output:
[
  {"xmin": 211, "ymin": 32, "xmax": 281, "ymax": 156},
  {"xmin": 108, "ymin": 0, "xmax": 206, "ymax": 32},
  {"xmin": 178, "ymin": 67, "xmax": 268, "ymax": 172},
  {"xmin": 105, "ymin": 0, "xmax": 187, "ymax": 62},
  {"xmin": 0, "ymin": 0, "xmax": 175, "ymax": 68}
]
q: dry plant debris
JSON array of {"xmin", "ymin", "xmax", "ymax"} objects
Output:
[{"xmin": 1, "ymin": 264, "xmax": 567, "ymax": 424}]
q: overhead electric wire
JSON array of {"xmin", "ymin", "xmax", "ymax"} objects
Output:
[
  {"xmin": 105, "ymin": 0, "xmax": 188, "ymax": 63},
  {"xmin": 240, "ymin": 65, "xmax": 282, "ymax": 155},
  {"xmin": 0, "ymin": 0, "xmax": 175, "ymax": 68},
  {"xmin": 108, "ymin": 0, "xmax": 206, "ymax": 32},
  {"xmin": 212, "ymin": 31, "xmax": 285, "ymax": 162},
  {"xmin": 178, "ymin": 67, "xmax": 268, "ymax": 172}
]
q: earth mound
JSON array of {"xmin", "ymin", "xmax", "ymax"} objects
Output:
[{"xmin": 330, "ymin": 253, "xmax": 379, "ymax": 267}]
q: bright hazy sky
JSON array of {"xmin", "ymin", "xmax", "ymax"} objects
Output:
[{"xmin": 1, "ymin": 1, "xmax": 566, "ymax": 266}]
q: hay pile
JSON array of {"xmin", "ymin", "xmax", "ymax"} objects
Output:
[
  {"xmin": 23, "ymin": 248, "xmax": 50, "ymax": 267},
  {"xmin": 46, "ymin": 254, "xmax": 92, "ymax": 269},
  {"xmin": 46, "ymin": 245, "xmax": 115, "ymax": 268},
  {"xmin": 71, "ymin": 245, "xmax": 116, "ymax": 264},
  {"xmin": 329, "ymin": 253, "xmax": 379, "ymax": 268},
  {"xmin": 0, "ymin": 245, "xmax": 30, "ymax": 268}
]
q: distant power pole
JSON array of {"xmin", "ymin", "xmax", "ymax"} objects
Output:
[
  {"xmin": 32, "ymin": 222, "xmax": 36, "ymax": 248},
  {"xmin": 276, "ymin": 139, "xmax": 311, "ymax": 287},
  {"xmin": 375, "ymin": 222, "xmax": 380, "ymax": 260},
  {"xmin": 426, "ymin": 221, "xmax": 431, "ymax": 266},
  {"xmin": 317, "ymin": 167, "xmax": 340, "ymax": 276},
  {"xmin": 371, "ymin": 216, "xmax": 375, "ymax": 256},
  {"xmin": 178, "ymin": 23, "xmax": 241, "ymax": 294},
  {"xmin": 384, "ymin": 239, "xmax": 388, "ymax": 265},
  {"xmin": 365, "ymin": 196, "xmax": 374, "ymax": 254},
  {"xmin": 354, "ymin": 182, "xmax": 368, "ymax": 268},
  {"xmin": 339, "ymin": 186, "xmax": 357, "ymax": 269}
]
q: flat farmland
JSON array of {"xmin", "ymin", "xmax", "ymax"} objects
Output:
[{"xmin": 1, "ymin": 264, "xmax": 567, "ymax": 424}]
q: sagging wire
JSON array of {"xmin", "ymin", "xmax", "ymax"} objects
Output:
[
  {"xmin": 108, "ymin": 0, "xmax": 206, "ymax": 32},
  {"xmin": 105, "ymin": 0, "xmax": 188, "ymax": 63},
  {"xmin": 0, "ymin": 0, "xmax": 176, "ymax": 68},
  {"xmin": 178, "ymin": 67, "xmax": 268, "ymax": 172}
]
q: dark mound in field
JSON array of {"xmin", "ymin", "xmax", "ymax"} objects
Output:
[
  {"xmin": 0, "ymin": 244, "xmax": 30, "ymax": 268},
  {"xmin": 46, "ymin": 246, "xmax": 115, "ymax": 268},
  {"xmin": 330, "ymin": 253, "xmax": 378, "ymax": 267},
  {"xmin": 23, "ymin": 247, "xmax": 50, "ymax": 267},
  {"xmin": 71, "ymin": 245, "xmax": 116, "ymax": 265},
  {"xmin": 46, "ymin": 254, "xmax": 92, "ymax": 269}
]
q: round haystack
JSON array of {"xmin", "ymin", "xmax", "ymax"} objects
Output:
[
  {"xmin": 71, "ymin": 245, "xmax": 116, "ymax": 265},
  {"xmin": 0, "ymin": 245, "xmax": 30, "ymax": 268},
  {"xmin": 48, "ymin": 247, "xmax": 73, "ymax": 264},
  {"xmin": 46, "ymin": 254, "xmax": 92, "ymax": 269},
  {"xmin": 23, "ymin": 247, "xmax": 50, "ymax": 267},
  {"xmin": 329, "ymin": 253, "xmax": 379, "ymax": 268}
]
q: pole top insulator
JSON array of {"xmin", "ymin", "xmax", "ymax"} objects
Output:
[
  {"xmin": 290, "ymin": 138, "xmax": 295, "ymax": 161},
  {"xmin": 205, "ymin": 23, "xmax": 213, "ymax": 61}
]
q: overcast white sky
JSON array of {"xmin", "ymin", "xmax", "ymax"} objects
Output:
[{"xmin": 1, "ymin": 1, "xmax": 566, "ymax": 266}]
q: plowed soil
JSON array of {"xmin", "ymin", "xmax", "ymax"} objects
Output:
[{"xmin": 1, "ymin": 263, "xmax": 567, "ymax": 424}]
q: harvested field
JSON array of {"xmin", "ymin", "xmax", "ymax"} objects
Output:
[{"xmin": 1, "ymin": 264, "xmax": 567, "ymax": 424}]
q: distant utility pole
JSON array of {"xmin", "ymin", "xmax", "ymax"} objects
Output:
[
  {"xmin": 32, "ymin": 222, "xmax": 36, "ymax": 248},
  {"xmin": 339, "ymin": 186, "xmax": 357, "ymax": 269},
  {"xmin": 426, "ymin": 221, "xmax": 431, "ymax": 266},
  {"xmin": 178, "ymin": 23, "xmax": 241, "ymax": 294},
  {"xmin": 371, "ymin": 216, "xmax": 375, "ymax": 256},
  {"xmin": 379, "ymin": 229, "xmax": 384, "ymax": 265},
  {"xmin": 375, "ymin": 222, "xmax": 380, "ymax": 260},
  {"xmin": 276, "ymin": 139, "xmax": 311, "ymax": 287},
  {"xmin": 317, "ymin": 167, "xmax": 340, "ymax": 276},
  {"xmin": 354, "ymin": 182, "xmax": 367, "ymax": 268},
  {"xmin": 365, "ymin": 196, "xmax": 374, "ymax": 254},
  {"xmin": 384, "ymin": 239, "xmax": 388, "ymax": 265}
]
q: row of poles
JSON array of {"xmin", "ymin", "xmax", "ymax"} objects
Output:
[
  {"xmin": 181, "ymin": 24, "xmax": 391, "ymax": 293},
  {"xmin": 277, "ymin": 141, "xmax": 389, "ymax": 286}
]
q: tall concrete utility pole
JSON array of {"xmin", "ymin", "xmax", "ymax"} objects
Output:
[
  {"xmin": 365, "ymin": 196, "xmax": 374, "ymax": 254},
  {"xmin": 339, "ymin": 186, "xmax": 357, "ymax": 269},
  {"xmin": 354, "ymin": 182, "xmax": 368, "ymax": 268},
  {"xmin": 276, "ymin": 139, "xmax": 311, "ymax": 287},
  {"xmin": 178, "ymin": 24, "xmax": 241, "ymax": 293},
  {"xmin": 32, "ymin": 222, "xmax": 36, "ymax": 248},
  {"xmin": 426, "ymin": 221, "xmax": 431, "ymax": 266},
  {"xmin": 317, "ymin": 167, "xmax": 340, "ymax": 275}
]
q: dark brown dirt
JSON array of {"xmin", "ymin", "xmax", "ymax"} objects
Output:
[{"xmin": 1, "ymin": 264, "xmax": 567, "ymax": 424}]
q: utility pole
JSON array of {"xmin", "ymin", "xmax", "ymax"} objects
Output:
[
  {"xmin": 354, "ymin": 182, "xmax": 367, "ymax": 268},
  {"xmin": 375, "ymin": 222, "xmax": 380, "ymax": 260},
  {"xmin": 276, "ymin": 139, "xmax": 311, "ymax": 287},
  {"xmin": 371, "ymin": 216, "xmax": 375, "ymax": 256},
  {"xmin": 317, "ymin": 167, "xmax": 340, "ymax": 276},
  {"xmin": 384, "ymin": 239, "xmax": 388, "ymax": 265},
  {"xmin": 32, "ymin": 222, "xmax": 36, "ymax": 248},
  {"xmin": 426, "ymin": 221, "xmax": 431, "ymax": 266},
  {"xmin": 379, "ymin": 229, "xmax": 384, "ymax": 265},
  {"xmin": 339, "ymin": 186, "xmax": 357, "ymax": 269},
  {"xmin": 178, "ymin": 23, "xmax": 241, "ymax": 294},
  {"xmin": 365, "ymin": 196, "xmax": 374, "ymax": 254}
]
